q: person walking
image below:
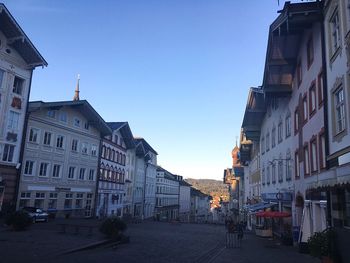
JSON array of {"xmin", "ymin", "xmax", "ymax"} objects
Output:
[{"xmin": 237, "ymin": 221, "xmax": 244, "ymax": 248}]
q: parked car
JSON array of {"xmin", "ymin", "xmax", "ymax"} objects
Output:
[{"xmin": 22, "ymin": 207, "xmax": 49, "ymax": 223}]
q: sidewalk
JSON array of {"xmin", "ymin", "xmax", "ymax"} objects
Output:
[
  {"xmin": 213, "ymin": 231, "xmax": 320, "ymax": 263},
  {"xmin": 0, "ymin": 218, "xmax": 105, "ymax": 263}
]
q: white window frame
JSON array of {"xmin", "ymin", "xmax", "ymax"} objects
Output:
[
  {"xmin": 43, "ymin": 131, "xmax": 52, "ymax": 146},
  {"xmin": 39, "ymin": 162, "xmax": 49, "ymax": 177},
  {"xmin": 29, "ymin": 128, "xmax": 40, "ymax": 143},
  {"xmin": 24, "ymin": 160, "xmax": 35, "ymax": 175},
  {"xmin": 52, "ymin": 164, "xmax": 61, "ymax": 178},
  {"xmin": 7, "ymin": 111, "xmax": 20, "ymax": 130},
  {"xmin": 68, "ymin": 166, "xmax": 76, "ymax": 179},
  {"xmin": 2, "ymin": 144, "xmax": 15, "ymax": 162},
  {"xmin": 56, "ymin": 135, "xmax": 65, "ymax": 149}
]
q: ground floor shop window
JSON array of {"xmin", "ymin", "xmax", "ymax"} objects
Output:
[
  {"xmin": 19, "ymin": 192, "xmax": 31, "ymax": 208},
  {"xmin": 48, "ymin": 193, "xmax": 58, "ymax": 209},
  {"xmin": 34, "ymin": 192, "xmax": 45, "ymax": 208},
  {"xmin": 75, "ymin": 193, "xmax": 84, "ymax": 208},
  {"xmin": 64, "ymin": 193, "xmax": 73, "ymax": 209}
]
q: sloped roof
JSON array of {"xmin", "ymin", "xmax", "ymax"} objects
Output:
[
  {"xmin": 134, "ymin": 137, "xmax": 158, "ymax": 155},
  {"xmin": 29, "ymin": 100, "xmax": 111, "ymax": 136},
  {"xmin": 0, "ymin": 4, "xmax": 47, "ymax": 67},
  {"xmin": 107, "ymin": 122, "xmax": 135, "ymax": 149}
]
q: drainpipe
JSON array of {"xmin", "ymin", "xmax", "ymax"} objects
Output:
[
  {"xmin": 14, "ymin": 69, "xmax": 33, "ymax": 211},
  {"xmin": 142, "ymin": 159, "xmax": 148, "ymax": 220},
  {"xmin": 93, "ymin": 137, "xmax": 103, "ymax": 218},
  {"xmin": 320, "ymin": 5, "xmax": 332, "ymax": 227}
]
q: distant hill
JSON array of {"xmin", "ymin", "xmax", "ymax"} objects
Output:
[{"xmin": 185, "ymin": 178, "xmax": 229, "ymax": 204}]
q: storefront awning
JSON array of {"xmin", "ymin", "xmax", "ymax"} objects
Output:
[
  {"xmin": 246, "ymin": 202, "xmax": 273, "ymax": 213},
  {"xmin": 256, "ymin": 211, "xmax": 291, "ymax": 218}
]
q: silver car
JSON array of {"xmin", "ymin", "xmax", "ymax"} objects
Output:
[{"xmin": 22, "ymin": 207, "xmax": 49, "ymax": 223}]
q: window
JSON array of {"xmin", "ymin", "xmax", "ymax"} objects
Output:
[
  {"xmin": 39, "ymin": 162, "xmax": 49, "ymax": 177},
  {"xmin": 43, "ymin": 132, "xmax": 52, "ymax": 146},
  {"xmin": 272, "ymin": 163, "xmax": 276, "ymax": 184},
  {"xmin": 47, "ymin": 110, "xmax": 56, "ymax": 118},
  {"xmin": 79, "ymin": 168, "xmax": 85, "ymax": 180},
  {"xmin": 24, "ymin": 160, "xmax": 34, "ymax": 175},
  {"xmin": 48, "ymin": 193, "xmax": 58, "ymax": 209},
  {"xmin": 304, "ymin": 144, "xmax": 310, "ymax": 176},
  {"xmin": 310, "ymin": 138, "xmax": 318, "ymax": 173},
  {"xmin": 76, "ymin": 193, "xmax": 83, "ymax": 208},
  {"xmin": 278, "ymin": 159, "xmax": 283, "ymax": 182},
  {"xmin": 295, "ymin": 108, "xmax": 299, "ymax": 134},
  {"xmin": 297, "ymin": 60, "xmax": 302, "ymax": 86},
  {"xmin": 266, "ymin": 133, "xmax": 270, "ymax": 152},
  {"xmin": 7, "ymin": 111, "xmax": 20, "ymax": 130},
  {"xmin": 266, "ymin": 165, "xmax": 270, "ymax": 185},
  {"xmin": 34, "ymin": 192, "xmax": 45, "ymax": 208},
  {"xmin": 59, "ymin": 112, "xmax": 67, "ymax": 122},
  {"xmin": 29, "ymin": 128, "xmax": 39, "ymax": 143},
  {"xmin": 81, "ymin": 142, "xmax": 88, "ymax": 154},
  {"xmin": 278, "ymin": 119, "xmax": 283, "ymax": 143},
  {"xmin": 286, "ymin": 151, "xmax": 292, "ymax": 181},
  {"xmin": 74, "ymin": 118, "xmax": 80, "ymax": 127},
  {"xmin": 0, "ymin": 69, "xmax": 4, "ymax": 88},
  {"xmin": 334, "ymin": 87, "xmax": 346, "ymax": 134},
  {"xmin": 309, "ymin": 83, "xmax": 316, "ymax": 116},
  {"xmin": 272, "ymin": 125, "xmax": 276, "ymax": 148},
  {"xmin": 56, "ymin": 135, "xmax": 64, "ymax": 148},
  {"xmin": 303, "ymin": 95, "xmax": 308, "ymax": 123},
  {"xmin": 307, "ymin": 36, "xmax": 314, "ymax": 68},
  {"xmin": 295, "ymin": 150, "xmax": 300, "ymax": 179},
  {"xmin": 64, "ymin": 193, "xmax": 73, "ymax": 209},
  {"xmin": 52, "ymin": 164, "xmax": 61, "ymax": 178},
  {"xmin": 318, "ymin": 72, "xmax": 324, "ymax": 106},
  {"xmin": 285, "ymin": 114, "xmax": 291, "ymax": 138},
  {"xmin": 84, "ymin": 122, "xmax": 89, "ymax": 130},
  {"xmin": 319, "ymin": 131, "xmax": 326, "ymax": 169},
  {"xmin": 68, "ymin": 166, "xmax": 75, "ymax": 179},
  {"xmin": 331, "ymin": 10, "xmax": 341, "ymax": 53},
  {"xmin": 19, "ymin": 192, "xmax": 31, "ymax": 208},
  {"xmin": 88, "ymin": 169, "xmax": 95, "ymax": 181},
  {"xmin": 71, "ymin": 139, "xmax": 78, "ymax": 152},
  {"xmin": 2, "ymin": 144, "xmax": 14, "ymax": 162},
  {"xmin": 13, "ymin": 76, "xmax": 24, "ymax": 95},
  {"xmin": 91, "ymin": 145, "xmax": 97, "ymax": 156},
  {"xmin": 114, "ymin": 135, "xmax": 118, "ymax": 144}
]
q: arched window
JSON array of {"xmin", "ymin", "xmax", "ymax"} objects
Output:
[
  {"xmin": 278, "ymin": 117, "xmax": 283, "ymax": 143},
  {"xmin": 112, "ymin": 150, "xmax": 115, "ymax": 161},
  {"xmin": 102, "ymin": 146, "xmax": 106, "ymax": 158}
]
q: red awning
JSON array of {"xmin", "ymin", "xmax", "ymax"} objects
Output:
[{"xmin": 255, "ymin": 211, "xmax": 291, "ymax": 218}]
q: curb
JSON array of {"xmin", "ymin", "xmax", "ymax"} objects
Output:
[{"xmin": 57, "ymin": 239, "xmax": 111, "ymax": 255}]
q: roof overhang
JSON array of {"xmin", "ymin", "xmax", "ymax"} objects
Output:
[
  {"xmin": 29, "ymin": 100, "xmax": 111, "ymax": 136},
  {"xmin": 262, "ymin": 1, "xmax": 322, "ymax": 97},
  {"xmin": 241, "ymin": 88, "xmax": 265, "ymax": 141},
  {"xmin": 0, "ymin": 4, "xmax": 47, "ymax": 67}
]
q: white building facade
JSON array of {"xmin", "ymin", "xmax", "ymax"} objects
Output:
[
  {"xmin": 17, "ymin": 100, "xmax": 110, "ymax": 218},
  {"xmin": 0, "ymin": 4, "xmax": 47, "ymax": 213},
  {"xmin": 179, "ymin": 179, "xmax": 191, "ymax": 222},
  {"xmin": 155, "ymin": 167, "xmax": 179, "ymax": 221}
]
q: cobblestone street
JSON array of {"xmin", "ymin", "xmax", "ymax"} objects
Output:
[{"xmin": 1, "ymin": 220, "xmax": 320, "ymax": 263}]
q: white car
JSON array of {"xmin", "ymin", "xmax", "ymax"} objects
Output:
[{"xmin": 22, "ymin": 207, "xmax": 49, "ymax": 223}]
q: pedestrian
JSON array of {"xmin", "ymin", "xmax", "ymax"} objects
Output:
[
  {"xmin": 237, "ymin": 221, "xmax": 244, "ymax": 248},
  {"xmin": 226, "ymin": 219, "xmax": 236, "ymax": 248}
]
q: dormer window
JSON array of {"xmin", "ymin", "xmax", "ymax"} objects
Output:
[
  {"xmin": 74, "ymin": 118, "xmax": 80, "ymax": 127},
  {"xmin": 13, "ymin": 76, "xmax": 24, "ymax": 95},
  {"xmin": 84, "ymin": 122, "xmax": 89, "ymax": 130},
  {"xmin": 47, "ymin": 110, "xmax": 56, "ymax": 118}
]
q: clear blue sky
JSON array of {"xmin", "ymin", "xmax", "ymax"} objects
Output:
[{"xmin": 2, "ymin": 0, "xmax": 297, "ymax": 180}]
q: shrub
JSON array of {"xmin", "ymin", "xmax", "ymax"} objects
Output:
[
  {"xmin": 308, "ymin": 228, "xmax": 337, "ymax": 260},
  {"xmin": 5, "ymin": 211, "xmax": 32, "ymax": 231},
  {"xmin": 99, "ymin": 217, "xmax": 127, "ymax": 240}
]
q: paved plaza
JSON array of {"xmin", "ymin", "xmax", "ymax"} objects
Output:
[{"xmin": 0, "ymin": 220, "xmax": 320, "ymax": 263}]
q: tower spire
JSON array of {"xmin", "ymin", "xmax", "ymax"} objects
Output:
[{"xmin": 73, "ymin": 74, "xmax": 80, "ymax": 101}]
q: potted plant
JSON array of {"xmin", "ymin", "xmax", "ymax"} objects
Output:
[{"xmin": 308, "ymin": 228, "xmax": 339, "ymax": 263}]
